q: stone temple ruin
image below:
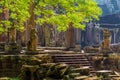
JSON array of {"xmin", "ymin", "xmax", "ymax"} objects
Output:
[
  {"xmin": 84, "ymin": 28, "xmax": 115, "ymax": 54},
  {"xmin": 0, "ymin": 28, "xmax": 120, "ymax": 80},
  {"xmin": 100, "ymin": 28, "xmax": 113, "ymax": 56}
]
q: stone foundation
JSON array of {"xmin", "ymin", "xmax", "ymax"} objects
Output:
[{"xmin": 0, "ymin": 54, "xmax": 53, "ymax": 77}]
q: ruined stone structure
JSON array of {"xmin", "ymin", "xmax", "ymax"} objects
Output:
[{"xmin": 100, "ymin": 28, "xmax": 112, "ymax": 55}]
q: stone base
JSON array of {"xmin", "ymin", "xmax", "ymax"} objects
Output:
[
  {"xmin": 100, "ymin": 48, "xmax": 113, "ymax": 57},
  {"xmin": 66, "ymin": 46, "xmax": 80, "ymax": 51},
  {"xmin": 6, "ymin": 42, "xmax": 21, "ymax": 54},
  {"xmin": 84, "ymin": 46, "xmax": 99, "ymax": 53},
  {"xmin": 101, "ymin": 49, "xmax": 113, "ymax": 53},
  {"xmin": 0, "ymin": 77, "xmax": 10, "ymax": 80},
  {"xmin": 0, "ymin": 42, "xmax": 6, "ymax": 51},
  {"xmin": 73, "ymin": 45, "xmax": 81, "ymax": 52},
  {"xmin": 25, "ymin": 50, "xmax": 39, "ymax": 55},
  {"xmin": 21, "ymin": 65, "xmax": 39, "ymax": 80}
]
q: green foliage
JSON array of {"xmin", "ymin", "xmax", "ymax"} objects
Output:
[
  {"xmin": 0, "ymin": 0, "xmax": 102, "ymax": 33},
  {"xmin": 35, "ymin": 0, "xmax": 102, "ymax": 31},
  {"xmin": 0, "ymin": 0, "xmax": 30, "ymax": 33}
]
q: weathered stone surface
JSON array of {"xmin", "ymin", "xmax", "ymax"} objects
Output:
[
  {"xmin": 83, "ymin": 46, "xmax": 99, "ymax": 53},
  {"xmin": 56, "ymin": 32, "xmax": 66, "ymax": 47},
  {"xmin": 21, "ymin": 65, "xmax": 39, "ymax": 80},
  {"xmin": 0, "ymin": 77, "xmax": 10, "ymax": 80},
  {"xmin": 0, "ymin": 42, "xmax": 6, "ymax": 51},
  {"xmin": 110, "ymin": 43, "xmax": 120, "ymax": 53},
  {"xmin": 20, "ymin": 63, "xmax": 72, "ymax": 80},
  {"xmin": 35, "ymin": 54, "xmax": 53, "ymax": 63},
  {"xmin": 96, "ymin": 70, "xmax": 112, "ymax": 80},
  {"xmin": 44, "ymin": 25, "xmax": 50, "ymax": 47},
  {"xmin": 38, "ymin": 47, "xmax": 67, "ymax": 50},
  {"xmin": 0, "ymin": 54, "xmax": 53, "ymax": 77},
  {"xmin": 100, "ymin": 29, "xmax": 112, "ymax": 55},
  {"xmin": 25, "ymin": 50, "xmax": 39, "ymax": 55},
  {"xmin": 6, "ymin": 42, "xmax": 20, "ymax": 53},
  {"xmin": 75, "ymin": 76, "xmax": 89, "ymax": 80},
  {"xmin": 74, "ymin": 45, "xmax": 81, "ymax": 52}
]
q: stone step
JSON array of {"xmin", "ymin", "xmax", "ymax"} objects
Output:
[
  {"xmin": 54, "ymin": 57, "xmax": 88, "ymax": 61},
  {"xmin": 54, "ymin": 58, "xmax": 88, "ymax": 61},
  {"xmin": 53, "ymin": 55, "xmax": 85, "ymax": 57},
  {"xmin": 75, "ymin": 76, "xmax": 89, "ymax": 80},
  {"xmin": 85, "ymin": 76, "xmax": 98, "ymax": 80},
  {"xmin": 69, "ymin": 73, "xmax": 81, "ymax": 78},
  {"xmin": 72, "ymin": 66, "xmax": 92, "ymax": 71},
  {"xmin": 37, "ymin": 47, "xmax": 67, "ymax": 50},
  {"xmin": 67, "ymin": 63, "xmax": 91, "ymax": 67},
  {"xmin": 56, "ymin": 61, "xmax": 89, "ymax": 64},
  {"xmin": 52, "ymin": 53, "xmax": 93, "ymax": 71},
  {"xmin": 89, "ymin": 71, "xmax": 96, "ymax": 74},
  {"xmin": 53, "ymin": 54, "xmax": 84, "ymax": 56},
  {"xmin": 53, "ymin": 57, "xmax": 86, "ymax": 60},
  {"xmin": 53, "ymin": 56, "xmax": 85, "ymax": 58},
  {"xmin": 53, "ymin": 54, "xmax": 85, "ymax": 56},
  {"xmin": 58, "ymin": 61, "xmax": 90, "ymax": 64}
]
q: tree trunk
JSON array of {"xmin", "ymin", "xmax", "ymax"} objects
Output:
[
  {"xmin": 21, "ymin": 30, "xmax": 26, "ymax": 46},
  {"xmin": 29, "ymin": 1, "xmax": 35, "ymax": 30},
  {"xmin": 0, "ymin": 7, "xmax": 9, "ymax": 42},
  {"xmin": 27, "ymin": 1, "xmax": 38, "ymax": 51},
  {"xmin": 65, "ymin": 22, "xmax": 75, "ymax": 48},
  {"xmin": 0, "ymin": 13, "xmax": 2, "ymax": 42}
]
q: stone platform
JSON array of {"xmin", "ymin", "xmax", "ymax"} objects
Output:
[{"xmin": 0, "ymin": 54, "xmax": 52, "ymax": 77}]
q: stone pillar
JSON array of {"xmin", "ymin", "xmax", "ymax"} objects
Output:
[
  {"xmin": 100, "ymin": 29, "xmax": 112, "ymax": 56},
  {"xmin": 49, "ymin": 26, "xmax": 56, "ymax": 47},
  {"xmin": 75, "ymin": 29, "xmax": 81, "ymax": 45},
  {"xmin": 56, "ymin": 32, "xmax": 66, "ymax": 47},
  {"xmin": 44, "ymin": 25, "xmax": 50, "ymax": 47}
]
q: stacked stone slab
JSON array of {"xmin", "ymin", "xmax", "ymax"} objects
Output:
[{"xmin": 52, "ymin": 54, "xmax": 91, "ymax": 67}]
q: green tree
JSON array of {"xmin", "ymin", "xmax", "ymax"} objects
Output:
[
  {"xmin": 36, "ymin": 0, "xmax": 102, "ymax": 31},
  {"xmin": 0, "ymin": 0, "xmax": 102, "ymax": 50},
  {"xmin": 0, "ymin": 0, "xmax": 102, "ymax": 32},
  {"xmin": 0, "ymin": 0, "xmax": 30, "ymax": 42},
  {"xmin": 35, "ymin": 0, "xmax": 102, "ymax": 47}
]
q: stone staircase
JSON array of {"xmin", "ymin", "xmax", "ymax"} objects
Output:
[
  {"xmin": 52, "ymin": 53, "xmax": 97, "ymax": 80},
  {"xmin": 52, "ymin": 53, "xmax": 92, "ymax": 67}
]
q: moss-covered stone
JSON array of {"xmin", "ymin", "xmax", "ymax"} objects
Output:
[
  {"xmin": 21, "ymin": 65, "xmax": 39, "ymax": 80},
  {"xmin": 25, "ymin": 50, "xmax": 39, "ymax": 55},
  {"xmin": 0, "ymin": 42, "xmax": 6, "ymax": 51},
  {"xmin": 6, "ymin": 42, "xmax": 21, "ymax": 53},
  {"xmin": 0, "ymin": 77, "xmax": 10, "ymax": 80},
  {"xmin": 35, "ymin": 54, "xmax": 53, "ymax": 63},
  {"xmin": 0, "ymin": 54, "xmax": 51, "ymax": 77}
]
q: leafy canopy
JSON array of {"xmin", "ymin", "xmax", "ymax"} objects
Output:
[
  {"xmin": 0, "ymin": 0, "xmax": 30, "ymax": 33},
  {"xmin": 35, "ymin": 0, "xmax": 102, "ymax": 31},
  {"xmin": 0, "ymin": 0, "xmax": 102, "ymax": 32}
]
